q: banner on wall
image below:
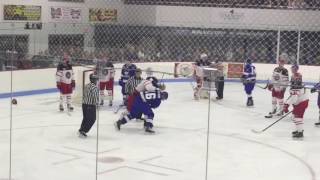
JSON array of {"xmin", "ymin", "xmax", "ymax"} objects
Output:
[
  {"xmin": 50, "ymin": 7, "xmax": 82, "ymax": 22},
  {"xmin": 4, "ymin": 5, "xmax": 41, "ymax": 21},
  {"xmin": 89, "ymin": 8, "xmax": 117, "ymax": 22}
]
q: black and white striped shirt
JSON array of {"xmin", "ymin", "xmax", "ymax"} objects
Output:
[
  {"xmin": 125, "ymin": 77, "xmax": 143, "ymax": 95},
  {"xmin": 82, "ymin": 82, "xmax": 99, "ymax": 105}
]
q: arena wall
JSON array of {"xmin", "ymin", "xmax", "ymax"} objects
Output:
[
  {"xmin": 0, "ymin": 1, "xmax": 319, "ymax": 55},
  {"xmin": 0, "ymin": 62, "xmax": 318, "ymax": 96}
]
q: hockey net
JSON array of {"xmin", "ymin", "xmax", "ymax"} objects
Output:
[
  {"xmin": 73, "ymin": 68, "xmax": 94, "ymax": 105},
  {"xmin": 174, "ymin": 62, "xmax": 243, "ymax": 79}
]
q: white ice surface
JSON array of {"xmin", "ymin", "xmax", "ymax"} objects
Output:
[{"xmin": 0, "ymin": 82, "xmax": 319, "ymax": 180}]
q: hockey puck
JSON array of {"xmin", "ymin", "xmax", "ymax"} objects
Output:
[{"xmin": 11, "ymin": 98, "xmax": 17, "ymax": 105}]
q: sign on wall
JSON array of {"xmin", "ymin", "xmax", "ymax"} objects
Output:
[
  {"xmin": 89, "ymin": 8, "xmax": 117, "ymax": 22},
  {"xmin": 4, "ymin": 5, "xmax": 41, "ymax": 21},
  {"xmin": 50, "ymin": 7, "xmax": 82, "ymax": 22}
]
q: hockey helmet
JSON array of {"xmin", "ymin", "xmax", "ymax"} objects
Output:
[
  {"xmin": 200, "ymin": 53, "xmax": 208, "ymax": 60},
  {"xmin": 128, "ymin": 64, "xmax": 137, "ymax": 77},
  {"xmin": 146, "ymin": 76, "xmax": 159, "ymax": 87},
  {"xmin": 106, "ymin": 61, "xmax": 114, "ymax": 68},
  {"xmin": 291, "ymin": 63, "xmax": 299, "ymax": 71},
  {"xmin": 89, "ymin": 73, "xmax": 98, "ymax": 84}
]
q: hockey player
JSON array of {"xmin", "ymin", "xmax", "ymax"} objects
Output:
[
  {"xmin": 56, "ymin": 55, "xmax": 75, "ymax": 112},
  {"xmin": 283, "ymin": 64, "xmax": 308, "ymax": 139},
  {"xmin": 193, "ymin": 53, "xmax": 211, "ymax": 100},
  {"xmin": 118, "ymin": 62, "xmax": 137, "ymax": 106},
  {"xmin": 241, "ymin": 59, "xmax": 256, "ymax": 106},
  {"xmin": 266, "ymin": 58, "xmax": 289, "ymax": 118},
  {"xmin": 116, "ymin": 77, "xmax": 167, "ymax": 133},
  {"xmin": 95, "ymin": 60, "xmax": 115, "ymax": 106},
  {"xmin": 311, "ymin": 82, "xmax": 320, "ymax": 126}
]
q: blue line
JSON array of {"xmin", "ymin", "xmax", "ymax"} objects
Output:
[{"xmin": 0, "ymin": 79, "xmax": 317, "ymax": 99}]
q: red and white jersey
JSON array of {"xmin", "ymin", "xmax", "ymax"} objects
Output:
[
  {"xmin": 271, "ymin": 66, "xmax": 289, "ymax": 90},
  {"xmin": 194, "ymin": 65, "xmax": 205, "ymax": 78},
  {"xmin": 286, "ymin": 88, "xmax": 308, "ymax": 106},
  {"xmin": 56, "ymin": 63, "xmax": 74, "ymax": 84},
  {"xmin": 98, "ymin": 68, "xmax": 115, "ymax": 82},
  {"xmin": 135, "ymin": 80, "xmax": 157, "ymax": 92},
  {"xmin": 96, "ymin": 60, "xmax": 115, "ymax": 82}
]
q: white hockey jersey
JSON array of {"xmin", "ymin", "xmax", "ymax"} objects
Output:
[
  {"xmin": 286, "ymin": 88, "xmax": 308, "ymax": 106},
  {"xmin": 96, "ymin": 60, "xmax": 115, "ymax": 82},
  {"xmin": 56, "ymin": 63, "xmax": 74, "ymax": 84},
  {"xmin": 271, "ymin": 66, "xmax": 289, "ymax": 91}
]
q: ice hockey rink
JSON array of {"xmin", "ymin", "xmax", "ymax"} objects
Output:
[{"xmin": 0, "ymin": 81, "xmax": 319, "ymax": 180}]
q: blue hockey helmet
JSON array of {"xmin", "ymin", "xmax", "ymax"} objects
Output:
[{"xmin": 128, "ymin": 64, "xmax": 137, "ymax": 76}]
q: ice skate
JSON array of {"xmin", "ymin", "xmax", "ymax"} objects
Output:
[
  {"xmin": 292, "ymin": 131, "xmax": 304, "ymax": 139},
  {"xmin": 276, "ymin": 111, "xmax": 284, "ymax": 116},
  {"xmin": 265, "ymin": 108, "xmax": 277, "ymax": 118},
  {"xmin": 67, "ymin": 104, "xmax": 74, "ymax": 111},
  {"xmin": 115, "ymin": 120, "xmax": 122, "ymax": 131},
  {"xmin": 78, "ymin": 131, "xmax": 87, "ymax": 138},
  {"xmin": 247, "ymin": 97, "xmax": 254, "ymax": 107},
  {"xmin": 59, "ymin": 104, "xmax": 64, "ymax": 112},
  {"xmin": 145, "ymin": 126, "xmax": 155, "ymax": 134}
]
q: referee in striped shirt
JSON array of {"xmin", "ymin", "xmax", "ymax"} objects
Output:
[
  {"xmin": 125, "ymin": 68, "xmax": 143, "ymax": 96},
  {"xmin": 79, "ymin": 73, "xmax": 99, "ymax": 138}
]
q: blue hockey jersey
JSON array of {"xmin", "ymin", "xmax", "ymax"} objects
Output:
[
  {"xmin": 119, "ymin": 63, "xmax": 137, "ymax": 95},
  {"xmin": 243, "ymin": 63, "xmax": 256, "ymax": 81}
]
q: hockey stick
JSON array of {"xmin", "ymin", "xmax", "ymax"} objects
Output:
[
  {"xmin": 251, "ymin": 111, "xmax": 292, "ymax": 134},
  {"xmin": 269, "ymin": 83, "xmax": 314, "ymax": 89},
  {"xmin": 256, "ymin": 83, "xmax": 269, "ymax": 89},
  {"xmin": 255, "ymin": 80, "xmax": 270, "ymax": 89}
]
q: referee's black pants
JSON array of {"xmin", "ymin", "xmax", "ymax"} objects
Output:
[
  {"xmin": 216, "ymin": 76, "xmax": 224, "ymax": 99},
  {"xmin": 79, "ymin": 104, "xmax": 96, "ymax": 133}
]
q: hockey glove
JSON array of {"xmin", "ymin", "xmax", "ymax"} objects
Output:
[
  {"xmin": 56, "ymin": 82, "xmax": 61, "ymax": 90},
  {"xmin": 71, "ymin": 80, "xmax": 75, "ymax": 88},
  {"xmin": 283, "ymin": 104, "xmax": 289, "ymax": 113},
  {"xmin": 159, "ymin": 83, "xmax": 166, "ymax": 90},
  {"xmin": 311, "ymin": 88, "xmax": 316, "ymax": 93},
  {"xmin": 267, "ymin": 84, "xmax": 273, "ymax": 91},
  {"xmin": 240, "ymin": 75, "xmax": 246, "ymax": 84},
  {"xmin": 161, "ymin": 91, "xmax": 169, "ymax": 100}
]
